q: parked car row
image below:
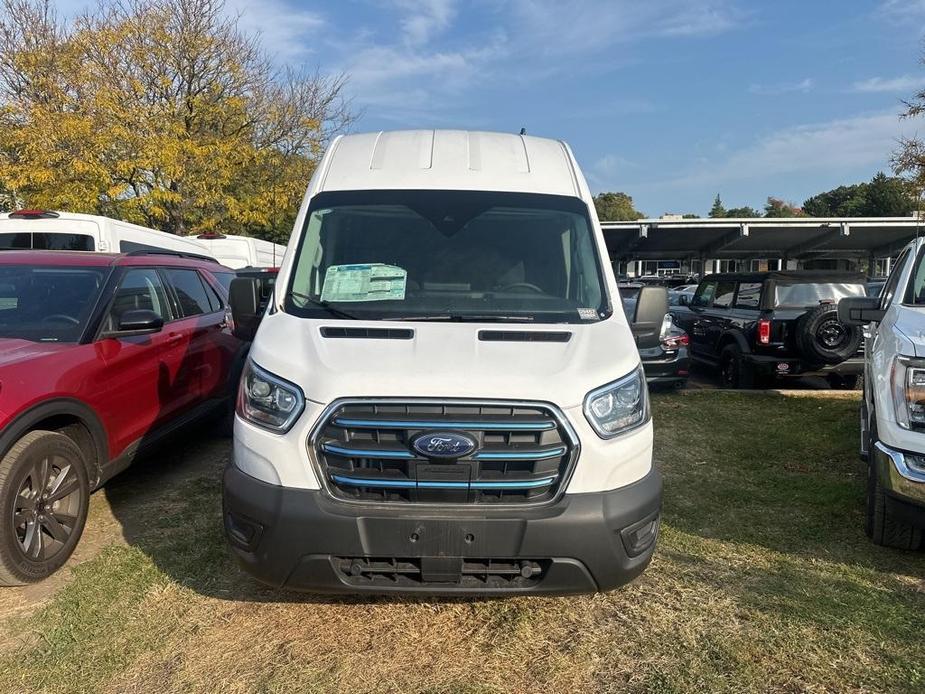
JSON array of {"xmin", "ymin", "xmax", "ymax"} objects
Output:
[{"xmin": 0, "ymin": 129, "xmax": 919, "ymax": 595}]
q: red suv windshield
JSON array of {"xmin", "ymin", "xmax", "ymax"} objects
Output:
[{"xmin": 0, "ymin": 265, "xmax": 107, "ymax": 342}]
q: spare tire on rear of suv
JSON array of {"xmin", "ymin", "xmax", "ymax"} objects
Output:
[{"xmin": 794, "ymin": 304, "xmax": 862, "ymax": 365}]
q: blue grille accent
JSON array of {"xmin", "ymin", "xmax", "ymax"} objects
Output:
[
  {"xmin": 332, "ymin": 417, "xmax": 556, "ymax": 431},
  {"xmin": 474, "ymin": 446, "xmax": 567, "ymax": 461},
  {"xmin": 321, "ymin": 443, "xmax": 415, "ymax": 459},
  {"xmin": 331, "ymin": 475, "xmax": 557, "ymax": 490}
]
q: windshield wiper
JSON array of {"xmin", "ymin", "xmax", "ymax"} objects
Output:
[{"xmin": 286, "ymin": 291, "xmax": 366, "ymax": 320}]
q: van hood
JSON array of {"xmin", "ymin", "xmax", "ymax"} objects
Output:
[
  {"xmin": 0, "ymin": 338, "xmax": 71, "ymax": 369},
  {"xmin": 249, "ymin": 311, "xmax": 640, "ymax": 409}
]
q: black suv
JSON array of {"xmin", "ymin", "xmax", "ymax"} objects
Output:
[{"xmin": 670, "ymin": 271, "xmax": 866, "ymax": 388}]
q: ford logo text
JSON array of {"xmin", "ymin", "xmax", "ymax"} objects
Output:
[{"xmin": 411, "ymin": 432, "xmax": 478, "ymax": 459}]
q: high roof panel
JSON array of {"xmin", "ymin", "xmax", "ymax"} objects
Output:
[{"xmin": 319, "ymin": 130, "xmax": 580, "ymax": 196}]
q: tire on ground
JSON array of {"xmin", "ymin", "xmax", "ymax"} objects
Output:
[
  {"xmin": 866, "ymin": 425, "xmax": 923, "ymax": 550},
  {"xmin": 720, "ymin": 343, "xmax": 755, "ymax": 389},
  {"xmin": 0, "ymin": 430, "xmax": 90, "ymax": 585},
  {"xmin": 795, "ymin": 304, "xmax": 861, "ymax": 365}
]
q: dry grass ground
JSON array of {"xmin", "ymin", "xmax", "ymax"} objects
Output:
[{"xmin": 0, "ymin": 391, "xmax": 922, "ymax": 693}]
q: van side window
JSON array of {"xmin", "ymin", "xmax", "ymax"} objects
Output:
[
  {"xmin": 692, "ymin": 281, "xmax": 716, "ymax": 307},
  {"xmin": 735, "ymin": 282, "xmax": 762, "ymax": 309},
  {"xmin": 881, "ymin": 248, "xmax": 910, "ymax": 309},
  {"xmin": 104, "ymin": 269, "xmax": 172, "ymax": 332},
  {"xmin": 713, "ymin": 281, "xmax": 736, "ymax": 308},
  {"xmin": 164, "ymin": 268, "xmax": 214, "ymax": 317}
]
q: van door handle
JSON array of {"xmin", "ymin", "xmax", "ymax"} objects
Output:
[{"xmin": 167, "ymin": 332, "xmax": 184, "ymax": 345}]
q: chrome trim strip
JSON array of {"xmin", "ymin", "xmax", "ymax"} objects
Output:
[{"xmin": 874, "ymin": 441, "xmax": 925, "ymax": 504}]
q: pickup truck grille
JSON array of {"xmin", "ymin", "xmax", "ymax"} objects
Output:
[{"xmin": 311, "ymin": 400, "xmax": 578, "ymax": 505}]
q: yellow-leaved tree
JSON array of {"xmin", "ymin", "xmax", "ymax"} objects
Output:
[{"xmin": 0, "ymin": 0, "xmax": 353, "ymax": 242}]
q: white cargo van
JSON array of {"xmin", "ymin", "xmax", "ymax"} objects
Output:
[
  {"xmin": 0, "ymin": 210, "xmax": 215, "ymax": 257},
  {"xmin": 194, "ymin": 233, "xmax": 286, "ymax": 269},
  {"xmin": 223, "ymin": 130, "xmax": 661, "ymax": 595},
  {"xmin": 840, "ymin": 240, "xmax": 925, "ymax": 550}
]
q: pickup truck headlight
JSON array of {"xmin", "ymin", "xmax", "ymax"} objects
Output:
[
  {"xmin": 584, "ymin": 365, "xmax": 650, "ymax": 438},
  {"xmin": 238, "ymin": 360, "xmax": 304, "ymax": 432},
  {"xmin": 891, "ymin": 356, "xmax": 925, "ymax": 430}
]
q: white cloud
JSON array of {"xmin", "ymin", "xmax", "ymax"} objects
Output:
[
  {"xmin": 230, "ymin": 0, "xmax": 325, "ymax": 62},
  {"xmin": 393, "ymin": 0, "xmax": 456, "ymax": 45},
  {"xmin": 880, "ymin": 0, "xmax": 925, "ymax": 20},
  {"xmin": 852, "ymin": 74, "xmax": 925, "ymax": 93},
  {"xmin": 748, "ymin": 78, "xmax": 814, "ymax": 95},
  {"xmin": 620, "ymin": 112, "xmax": 906, "ymax": 195}
]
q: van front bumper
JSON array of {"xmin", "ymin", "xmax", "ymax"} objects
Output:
[
  {"xmin": 223, "ymin": 464, "xmax": 662, "ymax": 596},
  {"xmin": 873, "ymin": 441, "xmax": 925, "ymax": 528}
]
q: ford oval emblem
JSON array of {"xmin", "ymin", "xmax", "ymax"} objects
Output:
[{"xmin": 411, "ymin": 431, "xmax": 477, "ymax": 459}]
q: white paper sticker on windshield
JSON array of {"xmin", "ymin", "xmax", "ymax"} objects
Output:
[
  {"xmin": 577, "ymin": 308, "xmax": 598, "ymax": 320},
  {"xmin": 320, "ymin": 263, "xmax": 407, "ymax": 302}
]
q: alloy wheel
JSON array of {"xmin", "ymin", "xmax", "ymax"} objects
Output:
[{"xmin": 13, "ymin": 455, "xmax": 82, "ymax": 562}]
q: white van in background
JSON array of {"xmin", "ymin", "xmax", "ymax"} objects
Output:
[
  {"xmin": 195, "ymin": 233, "xmax": 286, "ymax": 269},
  {"xmin": 0, "ymin": 209, "xmax": 215, "ymax": 257}
]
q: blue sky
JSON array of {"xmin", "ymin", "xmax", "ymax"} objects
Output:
[{"xmin": 60, "ymin": 0, "xmax": 925, "ymax": 217}]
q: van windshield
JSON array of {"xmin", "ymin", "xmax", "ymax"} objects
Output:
[
  {"xmin": 285, "ymin": 190, "xmax": 609, "ymax": 323},
  {"xmin": 0, "ymin": 266, "xmax": 106, "ymax": 342}
]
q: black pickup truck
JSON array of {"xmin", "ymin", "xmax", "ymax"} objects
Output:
[{"xmin": 670, "ymin": 271, "xmax": 867, "ymax": 388}]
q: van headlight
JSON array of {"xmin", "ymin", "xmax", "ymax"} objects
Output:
[
  {"xmin": 584, "ymin": 365, "xmax": 650, "ymax": 439},
  {"xmin": 238, "ymin": 360, "xmax": 305, "ymax": 432},
  {"xmin": 891, "ymin": 356, "xmax": 925, "ymax": 430}
]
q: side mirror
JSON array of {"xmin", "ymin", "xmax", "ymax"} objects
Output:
[
  {"xmin": 633, "ymin": 285, "xmax": 669, "ymax": 325},
  {"xmin": 112, "ymin": 309, "xmax": 163, "ymax": 336},
  {"xmin": 229, "ymin": 277, "xmax": 260, "ymax": 341},
  {"xmin": 678, "ymin": 294, "xmax": 690, "ymax": 306},
  {"xmin": 838, "ymin": 296, "xmax": 885, "ymax": 326}
]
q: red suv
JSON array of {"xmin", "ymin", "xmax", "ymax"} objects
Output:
[{"xmin": 0, "ymin": 250, "xmax": 244, "ymax": 584}]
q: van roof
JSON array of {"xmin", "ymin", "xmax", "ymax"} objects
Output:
[{"xmin": 317, "ymin": 130, "xmax": 583, "ymax": 197}]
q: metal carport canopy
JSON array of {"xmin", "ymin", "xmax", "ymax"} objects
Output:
[{"xmin": 600, "ymin": 217, "xmax": 923, "ymax": 260}]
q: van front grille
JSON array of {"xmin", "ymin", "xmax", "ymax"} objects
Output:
[{"xmin": 311, "ymin": 400, "xmax": 577, "ymax": 505}]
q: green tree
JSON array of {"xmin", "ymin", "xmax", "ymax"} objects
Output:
[
  {"xmin": 0, "ymin": 0, "xmax": 353, "ymax": 242},
  {"xmin": 865, "ymin": 172, "xmax": 915, "ymax": 216},
  {"xmin": 708, "ymin": 194, "xmax": 726, "ymax": 218},
  {"xmin": 682, "ymin": 213, "xmax": 700, "ymax": 218},
  {"xmin": 725, "ymin": 206, "xmax": 760, "ymax": 217},
  {"xmin": 763, "ymin": 197, "xmax": 805, "ymax": 218},
  {"xmin": 592, "ymin": 191, "xmax": 643, "ymax": 221},
  {"xmin": 802, "ymin": 173, "xmax": 914, "ymax": 217}
]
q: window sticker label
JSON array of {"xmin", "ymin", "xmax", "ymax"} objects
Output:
[
  {"xmin": 320, "ymin": 263, "xmax": 407, "ymax": 302},
  {"xmin": 577, "ymin": 307, "xmax": 598, "ymax": 320}
]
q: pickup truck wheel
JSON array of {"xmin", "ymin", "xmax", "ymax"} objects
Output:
[
  {"xmin": 0, "ymin": 431, "xmax": 89, "ymax": 585},
  {"xmin": 866, "ymin": 435, "xmax": 923, "ymax": 550},
  {"xmin": 720, "ymin": 344, "xmax": 754, "ymax": 389}
]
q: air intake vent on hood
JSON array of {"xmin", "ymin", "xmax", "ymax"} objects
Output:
[
  {"xmin": 478, "ymin": 331, "xmax": 572, "ymax": 343},
  {"xmin": 320, "ymin": 327, "xmax": 414, "ymax": 340}
]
